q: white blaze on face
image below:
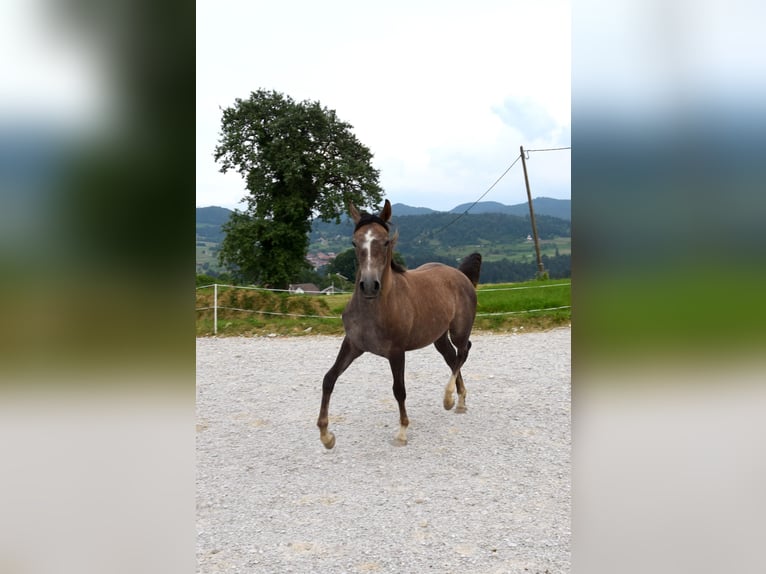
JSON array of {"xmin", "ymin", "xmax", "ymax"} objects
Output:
[{"xmin": 362, "ymin": 229, "xmax": 375, "ymax": 273}]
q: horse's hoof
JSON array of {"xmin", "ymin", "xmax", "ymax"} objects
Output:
[
  {"xmin": 321, "ymin": 432, "xmax": 336, "ymax": 449},
  {"xmin": 443, "ymin": 398, "xmax": 455, "ymax": 411},
  {"xmin": 455, "ymin": 405, "xmax": 467, "ymax": 414},
  {"xmin": 393, "ymin": 425, "xmax": 408, "ymax": 446}
]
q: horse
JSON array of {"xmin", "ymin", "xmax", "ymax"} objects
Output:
[{"xmin": 316, "ymin": 199, "xmax": 482, "ymax": 448}]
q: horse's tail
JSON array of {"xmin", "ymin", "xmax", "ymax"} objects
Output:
[{"xmin": 458, "ymin": 252, "xmax": 482, "ymax": 287}]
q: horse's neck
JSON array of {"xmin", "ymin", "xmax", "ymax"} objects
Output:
[{"xmin": 380, "ymin": 266, "xmax": 402, "ymax": 297}]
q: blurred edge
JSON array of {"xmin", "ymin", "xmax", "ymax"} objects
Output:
[
  {"xmin": 4, "ymin": 1, "xmax": 766, "ymax": 573},
  {"xmin": 0, "ymin": 0, "xmax": 193, "ymax": 387},
  {"xmin": 0, "ymin": 1, "xmax": 194, "ymax": 573},
  {"xmin": 573, "ymin": 1, "xmax": 766, "ymax": 573}
]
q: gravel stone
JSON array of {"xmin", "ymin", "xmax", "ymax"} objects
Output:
[{"xmin": 197, "ymin": 328, "xmax": 570, "ymax": 573}]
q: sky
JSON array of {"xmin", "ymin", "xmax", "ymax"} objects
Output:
[{"xmin": 196, "ymin": 0, "xmax": 571, "ymax": 212}]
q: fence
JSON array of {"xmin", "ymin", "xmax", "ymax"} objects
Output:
[{"xmin": 196, "ymin": 282, "xmax": 571, "ymax": 335}]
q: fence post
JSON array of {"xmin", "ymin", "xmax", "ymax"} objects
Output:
[{"xmin": 213, "ymin": 283, "xmax": 218, "ymax": 335}]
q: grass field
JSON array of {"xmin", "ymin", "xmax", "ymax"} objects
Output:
[
  {"xmin": 432, "ymin": 237, "xmax": 570, "ymax": 264},
  {"xmin": 196, "ymin": 279, "xmax": 571, "ymax": 337}
]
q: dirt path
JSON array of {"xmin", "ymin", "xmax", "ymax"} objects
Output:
[{"xmin": 197, "ymin": 328, "xmax": 570, "ymax": 573}]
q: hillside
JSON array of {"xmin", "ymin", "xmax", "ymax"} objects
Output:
[
  {"xmin": 450, "ymin": 197, "xmax": 570, "ymax": 220},
  {"xmin": 196, "ymin": 206, "xmax": 232, "ymax": 274},
  {"xmin": 196, "ymin": 197, "xmax": 569, "ymax": 231},
  {"xmin": 309, "ymin": 210, "xmax": 570, "ymax": 268},
  {"xmin": 391, "ymin": 203, "xmax": 439, "ymax": 216},
  {"xmin": 196, "ymin": 206, "xmax": 231, "ymax": 243},
  {"xmin": 196, "ymin": 198, "xmax": 571, "ymax": 278},
  {"xmin": 197, "ymin": 205, "xmax": 234, "ymax": 225}
]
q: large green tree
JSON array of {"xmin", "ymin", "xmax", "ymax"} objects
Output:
[{"xmin": 214, "ymin": 89, "xmax": 384, "ymax": 287}]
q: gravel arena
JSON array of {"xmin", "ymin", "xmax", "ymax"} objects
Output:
[{"xmin": 197, "ymin": 328, "xmax": 571, "ymax": 573}]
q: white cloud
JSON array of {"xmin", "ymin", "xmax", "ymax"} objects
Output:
[
  {"xmin": 196, "ymin": 0, "xmax": 570, "ymax": 212},
  {"xmin": 493, "ymin": 97, "xmax": 559, "ymax": 142}
]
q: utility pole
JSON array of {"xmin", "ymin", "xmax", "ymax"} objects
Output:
[{"xmin": 519, "ymin": 145, "xmax": 546, "ymax": 279}]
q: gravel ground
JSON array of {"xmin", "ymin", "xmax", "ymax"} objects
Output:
[{"xmin": 197, "ymin": 328, "xmax": 571, "ymax": 573}]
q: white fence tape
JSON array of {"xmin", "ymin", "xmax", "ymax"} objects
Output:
[{"xmin": 196, "ymin": 282, "xmax": 570, "ymax": 332}]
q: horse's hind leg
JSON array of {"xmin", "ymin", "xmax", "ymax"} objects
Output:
[
  {"xmin": 434, "ymin": 332, "xmax": 465, "ymax": 412},
  {"xmin": 453, "ymin": 340, "xmax": 472, "ymax": 413},
  {"xmin": 317, "ymin": 337, "xmax": 363, "ymax": 449},
  {"xmin": 436, "ymin": 332, "xmax": 472, "ymax": 413}
]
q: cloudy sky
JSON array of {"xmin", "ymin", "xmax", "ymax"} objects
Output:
[{"xmin": 196, "ymin": 0, "xmax": 570, "ymax": 212}]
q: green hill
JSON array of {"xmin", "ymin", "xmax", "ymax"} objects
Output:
[
  {"xmin": 197, "ymin": 205, "xmax": 234, "ymax": 226},
  {"xmin": 450, "ymin": 197, "xmax": 570, "ymax": 220},
  {"xmin": 196, "ymin": 206, "xmax": 233, "ymax": 274},
  {"xmin": 196, "ymin": 199, "xmax": 571, "ymax": 280},
  {"xmin": 309, "ymin": 210, "xmax": 570, "ymax": 269}
]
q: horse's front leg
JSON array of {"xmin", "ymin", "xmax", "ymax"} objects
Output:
[
  {"xmin": 317, "ymin": 337, "xmax": 362, "ymax": 449},
  {"xmin": 389, "ymin": 351, "xmax": 409, "ymax": 445}
]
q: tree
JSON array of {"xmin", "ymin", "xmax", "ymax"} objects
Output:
[
  {"xmin": 325, "ymin": 248, "xmax": 357, "ymax": 281},
  {"xmin": 214, "ymin": 89, "xmax": 384, "ymax": 287}
]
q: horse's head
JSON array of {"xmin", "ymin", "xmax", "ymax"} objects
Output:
[{"xmin": 349, "ymin": 199, "xmax": 397, "ymax": 299}]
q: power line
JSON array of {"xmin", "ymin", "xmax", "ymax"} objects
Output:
[
  {"xmin": 526, "ymin": 146, "xmax": 571, "ymax": 153},
  {"xmin": 431, "ymin": 154, "xmax": 522, "ymax": 236}
]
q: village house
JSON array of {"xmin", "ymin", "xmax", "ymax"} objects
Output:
[
  {"xmin": 306, "ymin": 251, "xmax": 337, "ymax": 269},
  {"xmin": 288, "ymin": 283, "xmax": 321, "ymax": 294}
]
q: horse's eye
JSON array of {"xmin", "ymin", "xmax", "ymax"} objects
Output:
[
  {"xmin": 384, "ymin": 240, "xmax": 390, "ymax": 247},
  {"xmin": 351, "ymin": 241, "xmax": 357, "ymax": 248}
]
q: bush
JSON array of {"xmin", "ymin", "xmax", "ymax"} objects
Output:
[{"xmin": 196, "ymin": 273, "xmax": 218, "ymax": 287}]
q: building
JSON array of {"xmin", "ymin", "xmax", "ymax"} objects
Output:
[
  {"xmin": 288, "ymin": 283, "xmax": 321, "ymax": 294},
  {"xmin": 306, "ymin": 251, "xmax": 337, "ymax": 269}
]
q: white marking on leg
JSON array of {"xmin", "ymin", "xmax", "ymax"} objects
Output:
[
  {"xmin": 456, "ymin": 382, "xmax": 467, "ymax": 413},
  {"xmin": 443, "ymin": 373, "xmax": 456, "ymax": 410},
  {"xmin": 396, "ymin": 423, "xmax": 408, "ymax": 444},
  {"xmin": 455, "ymin": 371, "xmax": 467, "ymax": 412}
]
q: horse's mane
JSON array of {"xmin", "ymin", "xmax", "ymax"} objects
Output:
[
  {"xmin": 390, "ymin": 254, "xmax": 407, "ymax": 274},
  {"xmin": 353, "ymin": 213, "xmax": 390, "ymax": 233},
  {"xmin": 354, "ymin": 213, "xmax": 407, "ymax": 274}
]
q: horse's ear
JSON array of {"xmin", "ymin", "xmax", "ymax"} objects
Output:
[
  {"xmin": 380, "ymin": 199, "xmax": 392, "ymax": 223},
  {"xmin": 348, "ymin": 202, "xmax": 361, "ymax": 224}
]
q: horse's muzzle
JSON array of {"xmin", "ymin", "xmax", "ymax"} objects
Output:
[{"xmin": 359, "ymin": 278, "xmax": 381, "ymax": 298}]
